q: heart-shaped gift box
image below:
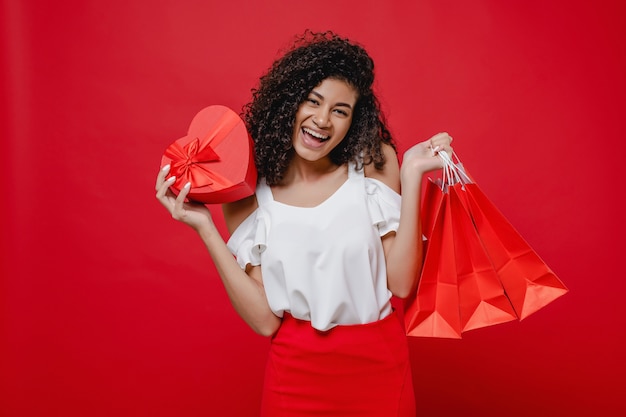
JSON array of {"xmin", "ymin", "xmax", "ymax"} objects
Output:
[{"xmin": 161, "ymin": 105, "xmax": 257, "ymax": 204}]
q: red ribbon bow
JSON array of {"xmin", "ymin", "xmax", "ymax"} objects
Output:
[
  {"xmin": 164, "ymin": 110, "xmax": 240, "ymax": 191},
  {"xmin": 165, "ymin": 137, "xmax": 220, "ymax": 189}
]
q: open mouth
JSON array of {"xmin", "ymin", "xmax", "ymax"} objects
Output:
[{"xmin": 302, "ymin": 127, "xmax": 330, "ymax": 143}]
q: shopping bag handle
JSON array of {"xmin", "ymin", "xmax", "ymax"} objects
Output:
[{"xmin": 437, "ymin": 150, "xmax": 472, "ymax": 190}]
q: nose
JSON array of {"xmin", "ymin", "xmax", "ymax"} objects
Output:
[{"xmin": 313, "ymin": 110, "xmax": 330, "ymax": 128}]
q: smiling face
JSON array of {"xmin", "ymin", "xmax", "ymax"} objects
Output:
[{"xmin": 291, "ymin": 78, "xmax": 358, "ymax": 164}]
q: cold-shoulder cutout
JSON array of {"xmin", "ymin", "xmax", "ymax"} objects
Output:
[
  {"xmin": 222, "ymin": 194, "xmax": 258, "ymax": 235},
  {"xmin": 364, "ymin": 142, "xmax": 400, "ymax": 193}
]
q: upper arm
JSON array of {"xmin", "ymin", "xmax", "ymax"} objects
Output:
[
  {"xmin": 223, "ymin": 195, "xmax": 264, "ymax": 288},
  {"xmin": 222, "ymin": 194, "xmax": 258, "ymax": 235},
  {"xmin": 364, "ymin": 142, "xmax": 401, "ymax": 193}
]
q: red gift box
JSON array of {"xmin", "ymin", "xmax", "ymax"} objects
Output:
[{"xmin": 161, "ymin": 105, "xmax": 257, "ymax": 204}]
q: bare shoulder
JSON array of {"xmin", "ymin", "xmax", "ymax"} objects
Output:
[
  {"xmin": 364, "ymin": 142, "xmax": 401, "ymax": 193},
  {"xmin": 222, "ymin": 194, "xmax": 258, "ymax": 234}
]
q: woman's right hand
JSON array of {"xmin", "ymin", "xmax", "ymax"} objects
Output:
[{"xmin": 155, "ymin": 165, "xmax": 213, "ymax": 232}]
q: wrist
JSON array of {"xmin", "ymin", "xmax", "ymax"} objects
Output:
[
  {"xmin": 196, "ymin": 221, "xmax": 219, "ymax": 241},
  {"xmin": 400, "ymin": 161, "xmax": 427, "ymax": 184}
]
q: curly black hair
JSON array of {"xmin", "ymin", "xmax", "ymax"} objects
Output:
[{"xmin": 243, "ymin": 30, "xmax": 396, "ymax": 186}]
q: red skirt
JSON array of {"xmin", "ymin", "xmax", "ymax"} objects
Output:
[{"xmin": 261, "ymin": 311, "xmax": 415, "ymax": 417}]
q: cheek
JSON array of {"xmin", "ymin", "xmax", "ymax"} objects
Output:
[
  {"xmin": 291, "ymin": 122, "xmax": 300, "ymax": 142},
  {"xmin": 339, "ymin": 118, "xmax": 353, "ymax": 137},
  {"xmin": 295, "ymin": 103, "xmax": 312, "ymax": 119}
]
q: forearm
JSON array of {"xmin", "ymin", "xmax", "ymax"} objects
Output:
[
  {"xmin": 385, "ymin": 133, "xmax": 452, "ymax": 297},
  {"xmin": 197, "ymin": 223, "xmax": 281, "ymax": 336}
]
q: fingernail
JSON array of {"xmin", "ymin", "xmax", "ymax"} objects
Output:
[
  {"xmin": 167, "ymin": 176, "xmax": 176, "ymax": 182},
  {"xmin": 162, "ymin": 164, "xmax": 170, "ymax": 172},
  {"xmin": 183, "ymin": 182, "xmax": 191, "ymax": 189}
]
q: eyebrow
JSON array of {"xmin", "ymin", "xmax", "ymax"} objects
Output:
[{"xmin": 311, "ymin": 90, "xmax": 354, "ymax": 109}]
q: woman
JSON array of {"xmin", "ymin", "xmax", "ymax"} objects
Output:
[{"xmin": 155, "ymin": 31, "xmax": 453, "ymax": 416}]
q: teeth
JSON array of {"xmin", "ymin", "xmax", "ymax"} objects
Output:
[{"xmin": 303, "ymin": 127, "xmax": 330, "ymax": 141}]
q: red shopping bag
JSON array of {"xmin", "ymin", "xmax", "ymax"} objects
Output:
[
  {"xmin": 404, "ymin": 189, "xmax": 463, "ymax": 339},
  {"xmin": 405, "ymin": 150, "xmax": 567, "ymax": 338},
  {"xmin": 462, "ymin": 181, "xmax": 568, "ymax": 319},
  {"xmin": 421, "ymin": 178, "xmax": 444, "ymax": 240},
  {"xmin": 448, "ymin": 184, "xmax": 518, "ymax": 331}
]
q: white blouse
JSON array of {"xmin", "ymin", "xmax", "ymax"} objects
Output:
[{"xmin": 226, "ymin": 162, "xmax": 401, "ymax": 331}]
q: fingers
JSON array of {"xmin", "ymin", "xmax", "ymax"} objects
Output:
[
  {"xmin": 429, "ymin": 132, "xmax": 453, "ymax": 148},
  {"xmin": 155, "ymin": 164, "xmax": 171, "ymax": 191},
  {"xmin": 171, "ymin": 182, "xmax": 191, "ymax": 220},
  {"xmin": 428, "ymin": 132, "xmax": 454, "ymax": 159},
  {"xmin": 441, "ymin": 144, "xmax": 453, "ymax": 155},
  {"xmin": 155, "ymin": 164, "xmax": 179, "ymax": 211},
  {"xmin": 157, "ymin": 176, "xmax": 176, "ymax": 199}
]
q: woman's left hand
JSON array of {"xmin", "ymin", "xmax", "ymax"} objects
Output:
[{"xmin": 400, "ymin": 132, "xmax": 454, "ymax": 182}]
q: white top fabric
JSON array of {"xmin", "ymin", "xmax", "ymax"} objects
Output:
[{"xmin": 226, "ymin": 162, "xmax": 401, "ymax": 331}]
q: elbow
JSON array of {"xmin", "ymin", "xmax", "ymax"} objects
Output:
[
  {"xmin": 391, "ymin": 285, "xmax": 414, "ymax": 300},
  {"xmin": 255, "ymin": 325, "xmax": 277, "ymax": 338},
  {"xmin": 251, "ymin": 316, "xmax": 281, "ymax": 337},
  {"xmin": 389, "ymin": 256, "xmax": 424, "ymax": 299},
  {"xmin": 388, "ymin": 274, "xmax": 420, "ymax": 300}
]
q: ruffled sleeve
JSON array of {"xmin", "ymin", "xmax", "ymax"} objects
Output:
[
  {"xmin": 226, "ymin": 208, "xmax": 267, "ymax": 269},
  {"xmin": 365, "ymin": 177, "xmax": 401, "ymax": 237}
]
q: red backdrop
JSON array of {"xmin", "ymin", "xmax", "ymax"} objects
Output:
[{"xmin": 2, "ymin": 1, "xmax": 624, "ymax": 416}]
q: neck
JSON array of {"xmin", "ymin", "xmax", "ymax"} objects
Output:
[{"xmin": 281, "ymin": 156, "xmax": 342, "ymax": 185}]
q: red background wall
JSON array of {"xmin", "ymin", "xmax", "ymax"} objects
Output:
[{"xmin": 2, "ymin": 1, "xmax": 624, "ymax": 416}]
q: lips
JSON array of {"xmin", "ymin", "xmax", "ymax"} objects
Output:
[{"xmin": 302, "ymin": 127, "xmax": 330, "ymax": 143}]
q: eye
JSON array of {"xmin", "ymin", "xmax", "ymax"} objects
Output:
[
  {"xmin": 334, "ymin": 108, "xmax": 349, "ymax": 117},
  {"xmin": 306, "ymin": 97, "xmax": 319, "ymax": 105}
]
